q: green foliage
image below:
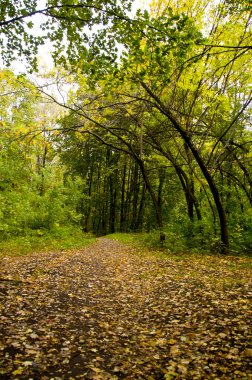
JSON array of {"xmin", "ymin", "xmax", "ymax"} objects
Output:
[
  {"xmin": 0, "ymin": 70, "xmax": 85, "ymax": 244},
  {"xmin": 224, "ymin": 0, "xmax": 252, "ymax": 13},
  {"xmin": 0, "ymin": 227, "xmax": 95, "ymax": 256},
  {"xmin": 1, "ymin": 0, "xmax": 251, "ymax": 255},
  {"xmin": 0, "ymin": 178, "xmax": 83, "ymax": 239},
  {"xmin": 0, "ymin": 0, "xmax": 133, "ymax": 71},
  {"xmin": 107, "ymin": 232, "xmax": 140, "ymax": 245}
]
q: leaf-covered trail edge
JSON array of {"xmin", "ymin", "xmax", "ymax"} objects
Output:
[{"xmin": 0, "ymin": 238, "xmax": 251, "ymax": 380}]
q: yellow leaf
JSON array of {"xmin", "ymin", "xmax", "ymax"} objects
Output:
[
  {"xmin": 90, "ymin": 366, "xmax": 102, "ymax": 373},
  {"xmin": 12, "ymin": 368, "xmax": 23, "ymax": 376},
  {"xmin": 23, "ymin": 361, "xmax": 33, "ymax": 366},
  {"xmin": 167, "ymin": 339, "xmax": 177, "ymax": 345},
  {"xmin": 242, "ymin": 348, "xmax": 252, "ymax": 357},
  {"xmin": 170, "ymin": 345, "xmax": 180, "ymax": 356},
  {"xmin": 156, "ymin": 338, "xmax": 167, "ymax": 347}
]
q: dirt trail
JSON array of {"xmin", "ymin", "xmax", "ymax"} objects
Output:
[{"xmin": 0, "ymin": 238, "xmax": 251, "ymax": 379}]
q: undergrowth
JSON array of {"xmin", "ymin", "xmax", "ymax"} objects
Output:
[
  {"xmin": 0, "ymin": 226, "xmax": 96, "ymax": 257},
  {"xmin": 107, "ymin": 231, "xmax": 252, "ymax": 259}
]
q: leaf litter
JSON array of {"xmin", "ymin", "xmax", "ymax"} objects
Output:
[{"xmin": 0, "ymin": 238, "xmax": 251, "ymax": 379}]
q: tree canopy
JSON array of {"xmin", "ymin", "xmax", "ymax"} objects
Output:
[
  {"xmin": 0, "ymin": 0, "xmax": 133, "ymax": 70},
  {"xmin": 0, "ymin": 0, "xmax": 251, "ymax": 253}
]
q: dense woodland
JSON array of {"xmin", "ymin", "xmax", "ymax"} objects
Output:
[{"xmin": 0, "ymin": 0, "xmax": 251, "ymax": 254}]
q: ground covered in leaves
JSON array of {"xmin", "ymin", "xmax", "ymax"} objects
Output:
[{"xmin": 0, "ymin": 238, "xmax": 251, "ymax": 379}]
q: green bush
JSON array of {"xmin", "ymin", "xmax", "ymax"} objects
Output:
[{"xmin": 0, "ymin": 227, "xmax": 96, "ymax": 256}]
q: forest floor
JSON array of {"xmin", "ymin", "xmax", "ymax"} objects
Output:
[{"xmin": 0, "ymin": 238, "xmax": 251, "ymax": 380}]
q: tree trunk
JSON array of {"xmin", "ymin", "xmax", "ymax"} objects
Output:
[
  {"xmin": 131, "ymin": 162, "xmax": 140, "ymax": 230},
  {"xmin": 136, "ymin": 184, "xmax": 146, "ymax": 230},
  {"xmin": 141, "ymin": 82, "xmax": 228, "ymax": 253},
  {"xmin": 136, "ymin": 157, "xmax": 165, "ymax": 242},
  {"xmin": 120, "ymin": 162, "xmax": 127, "ymax": 231}
]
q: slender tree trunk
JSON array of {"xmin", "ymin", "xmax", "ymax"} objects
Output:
[
  {"xmin": 148, "ymin": 138, "xmax": 202, "ymax": 222},
  {"xmin": 131, "ymin": 162, "xmax": 140, "ymax": 230},
  {"xmin": 109, "ymin": 174, "xmax": 117, "ymax": 233},
  {"xmin": 136, "ymin": 157, "xmax": 165, "ymax": 242},
  {"xmin": 120, "ymin": 162, "xmax": 127, "ymax": 231},
  {"xmin": 38, "ymin": 144, "xmax": 47, "ymax": 196},
  {"xmin": 176, "ymin": 167, "xmax": 194, "ymax": 221},
  {"xmin": 83, "ymin": 164, "xmax": 93, "ymax": 232},
  {"xmin": 141, "ymin": 82, "xmax": 228, "ymax": 253},
  {"xmin": 136, "ymin": 184, "xmax": 146, "ymax": 230}
]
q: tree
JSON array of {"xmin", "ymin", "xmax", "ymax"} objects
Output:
[
  {"xmin": 0, "ymin": 0, "xmax": 133, "ymax": 71},
  {"xmin": 36, "ymin": 0, "xmax": 251, "ymax": 252},
  {"xmin": 1, "ymin": 0, "xmax": 251, "ymax": 253},
  {"xmin": 103, "ymin": 1, "xmax": 251, "ymax": 253},
  {"xmin": 56, "ymin": 90, "xmax": 167, "ymax": 239},
  {"xmin": 0, "ymin": 69, "xmax": 84, "ymax": 238}
]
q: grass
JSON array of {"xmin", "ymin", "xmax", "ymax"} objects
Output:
[
  {"xmin": 107, "ymin": 231, "xmax": 186, "ymax": 253},
  {"xmin": 107, "ymin": 232, "xmax": 252, "ymax": 276},
  {"xmin": 108, "ymin": 231, "xmax": 252, "ymax": 256},
  {"xmin": 107, "ymin": 232, "xmax": 142, "ymax": 245},
  {"xmin": 0, "ymin": 227, "xmax": 96, "ymax": 257},
  {"xmin": 107, "ymin": 232, "xmax": 252, "ymax": 292}
]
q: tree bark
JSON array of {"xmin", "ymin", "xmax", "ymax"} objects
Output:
[
  {"xmin": 141, "ymin": 81, "xmax": 228, "ymax": 253},
  {"xmin": 136, "ymin": 157, "xmax": 165, "ymax": 242}
]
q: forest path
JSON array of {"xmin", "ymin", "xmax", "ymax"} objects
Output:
[{"xmin": 0, "ymin": 238, "xmax": 251, "ymax": 379}]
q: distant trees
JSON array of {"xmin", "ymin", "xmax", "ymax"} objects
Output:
[
  {"xmin": 0, "ymin": 70, "xmax": 81, "ymax": 239},
  {"xmin": 0, "ymin": 0, "xmax": 251, "ymax": 253}
]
